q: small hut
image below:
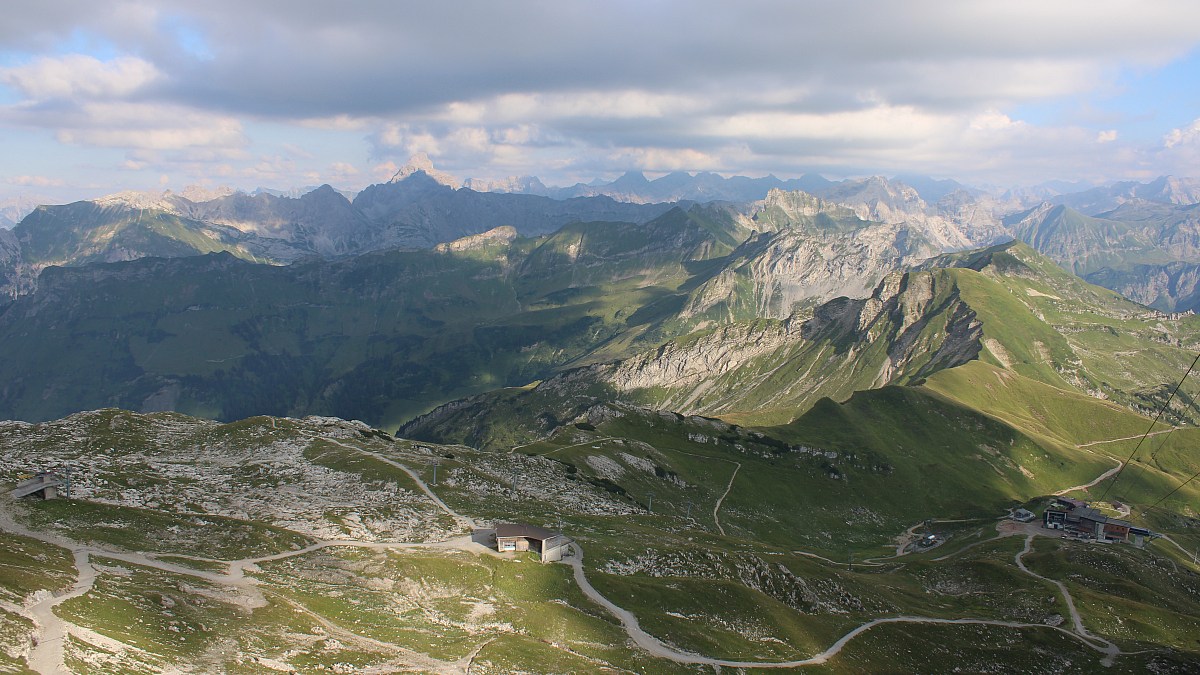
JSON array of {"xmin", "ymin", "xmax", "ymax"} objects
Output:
[
  {"xmin": 495, "ymin": 523, "xmax": 569, "ymax": 563},
  {"xmin": 10, "ymin": 472, "xmax": 65, "ymax": 500}
]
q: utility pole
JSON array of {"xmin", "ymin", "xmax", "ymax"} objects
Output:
[
  {"xmin": 432, "ymin": 459, "xmax": 439, "ymax": 486},
  {"xmin": 647, "ymin": 491, "xmax": 655, "ymax": 513}
]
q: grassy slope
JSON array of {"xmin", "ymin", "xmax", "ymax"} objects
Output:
[
  {"xmin": 0, "ymin": 209, "xmax": 744, "ymax": 429},
  {"xmin": 1022, "ymin": 537, "xmax": 1200, "ymax": 652},
  {"xmin": 678, "ymin": 243, "xmax": 1200, "ymax": 427},
  {"xmin": 1, "ymin": 408, "xmax": 1198, "ymax": 670},
  {"xmin": 0, "ymin": 531, "xmax": 76, "ymax": 673},
  {"xmin": 15, "ymin": 202, "xmax": 266, "ymax": 266},
  {"xmin": 426, "ymin": 414, "xmax": 1200, "ymax": 668},
  {"xmin": 409, "ymin": 242, "xmax": 1200, "ymax": 457}
]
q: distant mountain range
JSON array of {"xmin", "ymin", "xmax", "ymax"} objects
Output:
[
  {"xmin": 3, "ymin": 154, "xmax": 1199, "ymax": 312},
  {"xmin": 1008, "ymin": 199, "xmax": 1200, "ymax": 312},
  {"xmin": 4, "ymin": 157, "xmax": 1200, "ymax": 673},
  {"xmin": 403, "ymin": 238, "xmax": 1200, "ymax": 447},
  {"xmin": 0, "ymin": 166, "xmax": 675, "ymax": 296}
]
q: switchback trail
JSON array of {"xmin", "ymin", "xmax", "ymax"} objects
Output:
[
  {"xmin": 1014, "ymin": 534, "xmax": 1120, "ymax": 666},
  {"xmin": 561, "ymin": 541, "xmax": 1123, "ymax": 668}
]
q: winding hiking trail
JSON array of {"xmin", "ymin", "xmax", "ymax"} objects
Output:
[
  {"xmin": 0, "ymin": 496, "xmax": 493, "ymax": 674},
  {"xmin": 1055, "ymin": 459, "xmax": 1123, "ymax": 496},
  {"xmin": 546, "ymin": 446, "xmax": 1141, "ymax": 670},
  {"xmin": 561, "ymin": 541, "xmax": 1121, "ymax": 668},
  {"xmin": 660, "ymin": 447, "xmax": 741, "ymax": 534},
  {"xmin": 0, "ymin": 435, "xmax": 492, "ymax": 675},
  {"xmin": 712, "ymin": 461, "xmax": 741, "ymax": 536},
  {"xmin": 1014, "ymin": 535, "xmax": 1120, "ymax": 666},
  {"xmin": 1, "ymin": 426, "xmax": 1153, "ymax": 673},
  {"xmin": 307, "ymin": 434, "xmax": 479, "ymax": 530},
  {"xmin": 543, "ymin": 428, "xmax": 1152, "ymax": 669}
]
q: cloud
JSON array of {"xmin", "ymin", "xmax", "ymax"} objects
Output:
[
  {"xmin": 372, "ymin": 161, "xmax": 399, "ymax": 182},
  {"xmin": 1163, "ymin": 119, "xmax": 1200, "ymax": 148},
  {"xmin": 1, "ymin": 54, "xmax": 161, "ymax": 100},
  {"xmin": 50, "ymin": 103, "xmax": 244, "ymax": 150},
  {"xmin": 7, "ymin": 175, "xmax": 64, "ymax": 187},
  {"xmin": 1153, "ymin": 118, "xmax": 1200, "ymax": 177},
  {"xmin": 328, "ymin": 161, "xmax": 360, "ymax": 179},
  {"xmin": 1, "ymin": 0, "xmax": 1200, "ymax": 194},
  {"xmin": 8, "ymin": 1, "xmax": 1198, "ymax": 120}
]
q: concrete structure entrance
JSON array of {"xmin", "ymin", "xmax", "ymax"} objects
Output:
[{"xmin": 494, "ymin": 523, "xmax": 570, "ymax": 563}]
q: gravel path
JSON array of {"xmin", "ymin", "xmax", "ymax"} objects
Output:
[
  {"xmin": 561, "ymin": 540, "xmax": 1120, "ymax": 668},
  {"xmin": 0, "ymin": 445, "xmax": 488, "ymax": 675},
  {"xmin": 712, "ymin": 461, "xmax": 740, "ymax": 536},
  {"xmin": 1014, "ymin": 534, "xmax": 1120, "ymax": 666},
  {"xmin": 24, "ymin": 549, "xmax": 97, "ymax": 675},
  {"xmin": 307, "ymin": 435, "xmax": 479, "ymax": 530},
  {"xmin": 1054, "ymin": 459, "xmax": 1123, "ymax": 496},
  {"xmin": 2, "ymin": 426, "xmax": 1151, "ymax": 672}
]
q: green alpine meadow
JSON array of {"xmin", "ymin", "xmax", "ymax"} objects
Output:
[
  {"xmin": 4, "ymin": 4, "xmax": 1200, "ymax": 672},
  {"xmin": 3, "ymin": 177, "xmax": 1200, "ymax": 672}
]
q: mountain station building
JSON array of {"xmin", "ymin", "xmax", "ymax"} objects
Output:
[
  {"xmin": 1043, "ymin": 497, "xmax": 1153, "ymax": 546},
  {"xmin": 494, "ymin": 523, "xmax": 570, "ymax": 563}
]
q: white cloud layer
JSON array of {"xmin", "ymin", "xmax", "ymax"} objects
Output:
[
  {"xmin": 1, "ymin": 55, "xmax": 161, "ymax": 100},
  {"xmin": 1164, "ymin": 119, "xmax": 1200, "ymax": 149},
  {"xmin": 0, "ymin": 0, "xmax": 1198, "ymax": 195}
]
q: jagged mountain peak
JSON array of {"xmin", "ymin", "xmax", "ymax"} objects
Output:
[
  {"xmin": 1146, "ymin": 175, "xmax": 1200, "ymax": 205},
  {"xmin": 388, "ymin": 152, "xmax": 460, "ymax": 189},
  {"xmin": 92, "ymin": 189, "xmax": 178, "ymax": 211},
  {"xmin": 461, "ymin": 175, "xmax": 547, "ymax": 194},
  {"xmin": 611, "ymin": 170, "xmax": 650, "ymax": 186},
  {"xmin": 179, "ymin": 184, "xmax": 238, "ymax": 203}
]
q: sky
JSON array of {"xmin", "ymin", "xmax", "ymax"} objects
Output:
[{"xmin": 2, "ymin": 0, "xmax": 1200, "ymax": 206}]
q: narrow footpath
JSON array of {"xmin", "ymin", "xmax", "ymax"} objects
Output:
[
  {"xmin": 561, "ymin": 541, "xmax": 1122, "ymax": 668},
  {"xmin": 0, "ymin": 435, "xmax": 492, "ymax": 675},
  {"xmin": 712, "ymin": 461, "xmax": 740, "ymax": 536},
  {"xmin": 307, "ymin": 434, "xmax": 478, "ymax": 530},
  {"xmin": 1014, "ymin": 534, "xmax": 1120, "ymax": 666},
  {"xmin": 1, "ymin": 429, "xmax": 1145, "ymax": 673},
  {"xmin": 1055, "ymin": 459, "xmax": 1123, "ymax": 496}
]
